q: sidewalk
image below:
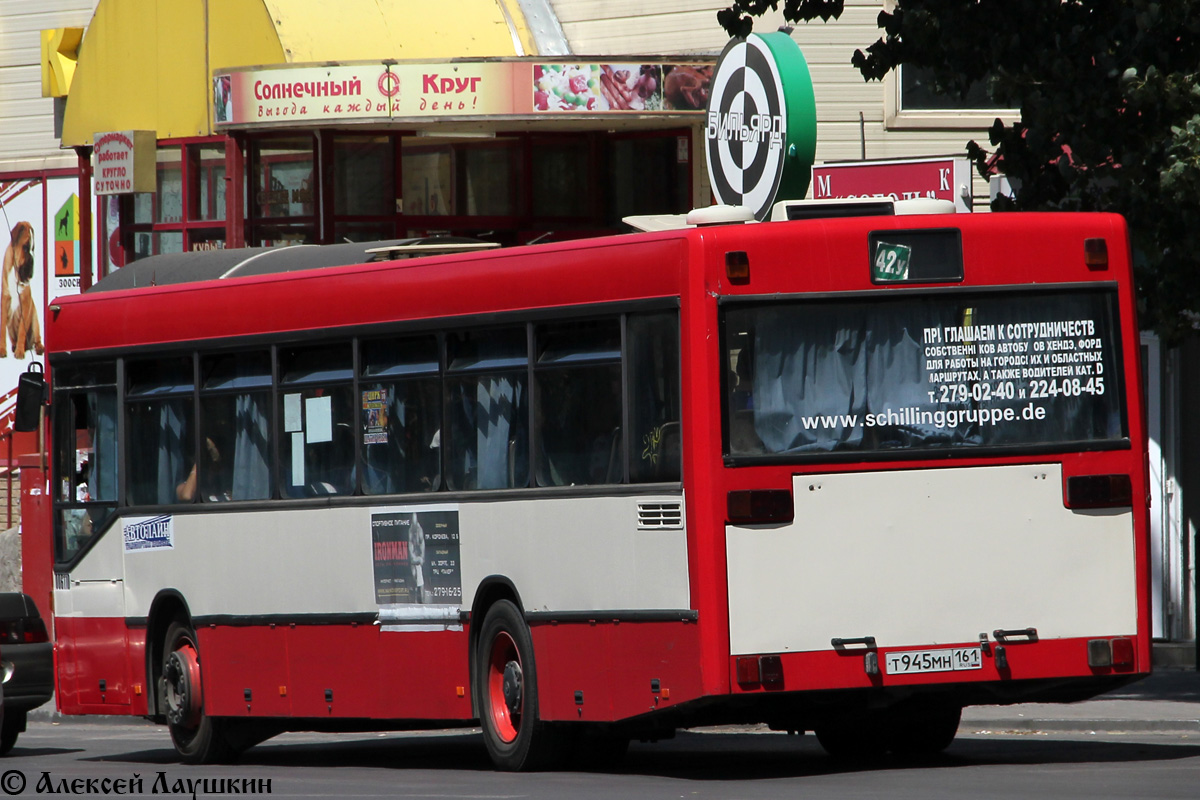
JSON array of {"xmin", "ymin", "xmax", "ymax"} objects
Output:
[{"xmin": 960, "ymin": 668, "xmax": 1200, "ymax": 735}]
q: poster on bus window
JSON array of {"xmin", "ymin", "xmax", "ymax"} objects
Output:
[{"xmin": 371, "ymin": 506, "xmax": 461, "ymax": 606}]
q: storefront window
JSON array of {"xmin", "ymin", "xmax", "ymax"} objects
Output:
[
  {"xmin": 188, "ymin": 143, "xmax": 226, "ymax": 221},
  {"xmin": 253, "ymin": 225, "xmax": 315, "ymax": 248},
  {"xmin": 124, "ymin": 139, "xmax": 229, "ymax": 262},
  {"xmin": 532, "ymin": 140, "xmax": 588, "ymax": 219},
  {"xmin": 607, "ymin": 136, "xmax": 688, "ymax": 223},
  {"xmin": 402, "ymin": 147, "xmax": 455, "ymax": 216},
  {"xmin": 253, "ymin": 137, "xmax": 316, "ymax": 219},
  {"xmin": 157, "ymin": 148, "xmax": 183, "ymax": 223},
  {"xmin": 464, "ymin": 142, "xmax": 518, "ymax": 216},
  {"xmin": 133, "ymin": 231, "xmax": 184, "ymax": 260},
  {"xmin": 334, "ymin": 136, "xmax": 393, "ymax": 216},
  {"xmin": 333, "ymin": 222, "xmax": 396, "ymax": 244}
]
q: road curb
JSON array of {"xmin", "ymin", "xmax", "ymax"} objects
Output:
[{"xmin": 961, "ymin": 718, "xmax": 1200, "ymax": 734}]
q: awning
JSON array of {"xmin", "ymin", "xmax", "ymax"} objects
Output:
[{"xmin": 57, "ymin": 0, "xmax": 557, "ymax": 146}]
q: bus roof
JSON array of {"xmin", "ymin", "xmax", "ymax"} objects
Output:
[{"xmin": 89, "ymin": 237, "xmax": 496, "ymax": 293}]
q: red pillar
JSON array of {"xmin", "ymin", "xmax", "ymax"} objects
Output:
[
  {"xmin": 225, "ymin": 133, "xmax": 245, "ymax": 248},
  {"xmin": 76, "ymin": 146, "xmax": 94, "ymax": 291}
]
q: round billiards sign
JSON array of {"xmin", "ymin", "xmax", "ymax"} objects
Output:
[{"xmin": 705, "ymin": 32, "xmax": 817, "ymax": 220}]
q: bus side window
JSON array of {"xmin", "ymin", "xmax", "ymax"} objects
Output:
[
  {"xmin": 126, "ymin": 357, "xmax": 195, "ymax": 506},
  {"xmin": 278, "ymin": 344, "xmax": 355, "ymax": 497},
  {"xmin": 628, "ymin": 311, "xmax": 681, "ymax": 483},
  {"xmin": 534, "ymin": 319, "xmax": 622, "ymax": 487},
  {"xmin": 445, "ymin": 328, "xmax": 528, "ymax": 491},
  {"xmin": 360, "ymin": 335, "xmax": 442, "ymax": 494},
  {"xmin": 52, "ymin": 363, "xmax": 118, "ymax": 562},
  {"xmin": 200, "ymin": 352, "xmax": 272, "ymax": 501}
]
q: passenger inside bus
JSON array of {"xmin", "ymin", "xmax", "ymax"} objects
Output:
[{"xmin": 175, "ymin": 437, "xmax": 230, "ymax": 502}]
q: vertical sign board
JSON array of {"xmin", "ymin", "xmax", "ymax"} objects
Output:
[
  {"xmin": 812, "ymin": 158, "xmax": 974, "ymax": 213},
  {"xmin": 54, "ymin": 195, "xmax": 79, "ymax": 279},
  {"xmin": 92, "ymin": 130, "xmax": 156, "ymax": 196},
  {"xmin": 705, "ymin": 32, "xmax": 817, "ymax": 220}
]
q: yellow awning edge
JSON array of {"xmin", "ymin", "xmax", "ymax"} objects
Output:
[{"xmin": 60, "ymin": 0, "xmax": 546, "ymax": 146}]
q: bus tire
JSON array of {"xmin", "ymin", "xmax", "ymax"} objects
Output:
[
  {"xmin": 161, "ymin": 619, "xmax": 235, "ymax": 764},
  {"xmin": 886, "ymin": 703, "xmax": 961, "ymax": 757},
  {"xmin": 475, "ymin": 600, "xmax": 559, "ymax": 771},
  {"xmin": 567, "ymin": 729, "xmax": 629, "ymax": 770},
  {"xmin": 814, "ymin": 714, "xmax": 887, "ymax": 761}
]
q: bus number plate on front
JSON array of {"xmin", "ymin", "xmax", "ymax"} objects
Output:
[{"xmin": 885, "ymin": 647, "xmax": 983, "ymax": 675}]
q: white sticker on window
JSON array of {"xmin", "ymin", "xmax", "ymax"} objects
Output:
[
  {"xmin": 291, "ymin": 431, "xmax": 306, "ymax": 486},
  {"xmin": 305, "ymin": 395, "xmax": 332, "ymax": 443},
  {"xmin": 284, "ymin": 393, "xmax": 303, "ymax": 432}
]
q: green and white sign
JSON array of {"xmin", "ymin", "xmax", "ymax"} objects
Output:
[
  {"xmin": 705, "ymin": 32, "xmax": 817, "ymax": 220},
  {"xmin": 873, "ymin": 241, "xmax": 912, "ymax": 282}
]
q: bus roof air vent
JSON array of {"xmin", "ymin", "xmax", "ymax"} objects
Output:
[
  {"xmin": 770, "ymin": 197, "xmax": 956, "ymax": 221},
  {"xmin": 622, "ymin": 205, "xmax": 756, "ymax": 232}
]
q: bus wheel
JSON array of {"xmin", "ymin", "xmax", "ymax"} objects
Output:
[
  {"xmin": 476, "ymin": 600, "xmax": 558, "ymax": 771},
  {"xmin": 886, "ymin": 703, "xmax": 961, "ymax": 757},
  {"xmin": 814, "ymin": 714, "xmax": 887, "ymax": 761},
  {"xmin": 161, "ymin": 620, "xmax": 234, "ymax": 764}
]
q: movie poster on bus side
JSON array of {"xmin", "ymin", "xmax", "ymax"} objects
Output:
[{"xmin": 371, "ymin": 506, "xmax": 461, "ymax": 605}]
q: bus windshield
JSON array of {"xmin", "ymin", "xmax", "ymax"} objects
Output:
[{"xmin": 723, "ymin": 286, "xmax": 1126, "ymax": 459}]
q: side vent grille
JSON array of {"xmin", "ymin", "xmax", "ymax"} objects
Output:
[
  {"xmin": 54, "ymin": 572, "xmax": 71, "ymax": 591},
  {"xmin": 638, "ymin": 502, "xmax": 684, "ymax": 530}
]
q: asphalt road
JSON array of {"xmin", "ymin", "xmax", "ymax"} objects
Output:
[{"xmin": 3, "ymin": 721, "xmax": 1200, "ymax": 800}]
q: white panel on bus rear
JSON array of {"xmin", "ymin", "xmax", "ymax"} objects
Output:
[{"xmin": 726, "ymin": 464, "xmax": 1136, "ymax": 656}]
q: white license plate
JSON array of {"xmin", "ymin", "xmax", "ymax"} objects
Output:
[{"xmin": 884, "ymin": 646, "xmax": 982, "ymax": 675}]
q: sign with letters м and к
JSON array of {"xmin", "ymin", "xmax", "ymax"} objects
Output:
[
  {"xmin": 92, "ymin": 130, "xmax": 156, "ymax": 195},
  {"xmin": 812, "ymin": 157, "xmax": 974, "ymax": 213},
  {"xmin": 705, "ymin": 32, "xmax": 817, "ymax": 221}
]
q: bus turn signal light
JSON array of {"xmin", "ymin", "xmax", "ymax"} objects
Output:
[
  {"xmin": 727, "ymin": 490, "xmax": 794, "ymax": 524},
  {"xmin": 726, "ymin": 251, "xmax": 750, "ymax": 284},
  {"xmin": 1065, "ymin": 474, "xmax": 1132, "ymax": 509},
  {"xmin": 1084, "ymin": 238, "xmax": 1108, "ymax": 270}
]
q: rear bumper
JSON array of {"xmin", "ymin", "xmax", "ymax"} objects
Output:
[
  {"xmin": 1, "ymin": 641, "xmax": 54, "ymax": 711},
  {"xmin": 728, "ymin": 634, "xmax": 1147, "ymax": 697}
]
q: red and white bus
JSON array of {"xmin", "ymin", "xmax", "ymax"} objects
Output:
[{"xmin": 25, "ymin": 204, "xmax": 1149, "ymax": 768}]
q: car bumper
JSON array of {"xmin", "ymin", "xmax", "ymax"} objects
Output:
[{"xmin": 1, "ymin": 642, "xmax": 54, "ymax": 711}]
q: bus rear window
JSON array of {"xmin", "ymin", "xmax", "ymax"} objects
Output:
[{"xmin": 723, "ymin": 288, "xmax": 1126, "ymax": 459}]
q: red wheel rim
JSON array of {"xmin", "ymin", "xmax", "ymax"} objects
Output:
[
  {"xmin": 165, "ymin": 640, "xmax": 204, "ymax": 729},
  {"xmin": 487, "ymin": 630, "xmax": 522, "ymax": 743}
]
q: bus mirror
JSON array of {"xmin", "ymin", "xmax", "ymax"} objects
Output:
[{"xmin": 14, "ymin": 362, "xmax": 47, "ymax": 432}]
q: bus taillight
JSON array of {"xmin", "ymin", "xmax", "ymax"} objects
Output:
[
  {"xmin": 1088, "ymin": 637, "xmax": 1135, "ymax": 668},
  {"xmin": 1065, "ymin": 474, "xmax": 1132, "ymax": 509},
  {"xmin": 735, "ymin": 655, "xmax": 784, "ymax": 690},
  {"xmin": 727, "ymin": 490, "xmax": 793, "ymax": 524}
]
